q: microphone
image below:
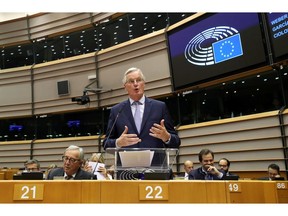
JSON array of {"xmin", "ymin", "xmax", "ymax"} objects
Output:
[
  {"xmin": 103, "ymin": 104, "xmax": 125, "ymax": 150},
  {"xmin": 91, "ymin": 104, "xmax": 125, "ymax": 175}
]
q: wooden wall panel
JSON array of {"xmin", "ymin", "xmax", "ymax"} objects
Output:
[
  {"xmin": 29, "ymin": 13, "xmax": 93, "ymax": 39},
  {"xmin": 0, "ymin": 67, "xmax": 32, "ymax": 117},
  {"xmin": 0, "ymin": 18, "xmax": 29, "ymax": 45},
  {"xmin": 0, "ymin": 142, "xmax": 31, "ymax": 168},
  {"xmin": 177, "ymin": 111, "xmax": 287, "ymax": 177},
  {"xmin": 32, "ymin": 54, "xmax": 98, "ymax": 114},
  {"xmin": 97, "ymin": 30, "xmax": 172, "ymax": 107}
]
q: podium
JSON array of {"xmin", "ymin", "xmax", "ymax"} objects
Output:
[{"xmin": 105, "ymin": 148, "xmax": 178, "ymax": 180}]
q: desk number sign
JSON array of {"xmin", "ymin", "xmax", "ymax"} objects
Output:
[
  {"xmin": 13, "ymin": 184, "xmax": 44, "ymax": 201},
  {"xmin": 139, "ymin": 184, "xmax": 169, "ymax": 200}
]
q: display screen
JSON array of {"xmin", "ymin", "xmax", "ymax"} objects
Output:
[
  {"xmin": 9, "ymin": 125, "xmax": 23, "ymax": 132},
  {"xmin": 266, "ymin": 13, "xmax": 288, "ymax": 60},
  {"xmin": 167, "ymin": 13, "xmax": 268, "ymax": 90},
  {"xmin": 67, "ymin": 120, "xmax": 80, "ymax": 128}
]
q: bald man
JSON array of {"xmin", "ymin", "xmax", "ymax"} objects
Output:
[{"xmin": 184, "ymin": 160, "xmax": 194, "ymax": 180}]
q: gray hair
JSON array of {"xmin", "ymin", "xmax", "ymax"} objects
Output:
[
  {"xmin": 65, "ymin": 145, "xmax": 84, "ymax": 160},
  {"xmin": 122, "ymin": 67, "xmax": 146, "ymax": 84},
  {"xmin": 24, "ymin": 159, "xmax": 40, "ymax": 169}
]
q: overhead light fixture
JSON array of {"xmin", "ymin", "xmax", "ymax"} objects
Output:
[
  {"xmin": 36, "ymin": 37, "xmax": 46, "ymax": 42},
  {"xmin": 100, "ymin": 18, "xmax": 110, "ymax": 24}
]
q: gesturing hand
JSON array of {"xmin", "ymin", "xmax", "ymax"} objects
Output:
[
  {"xmin": 149, "ymin": 119, "xmax": 171, "ymax": 142},
  {"xmin": 116, "ymin": 126, "xmax": 142, "ymax": 147}
]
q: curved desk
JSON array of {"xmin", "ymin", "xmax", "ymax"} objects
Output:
[{"xmin": 0, "ymin": 180, "xmax": 287, "ymax": 203}]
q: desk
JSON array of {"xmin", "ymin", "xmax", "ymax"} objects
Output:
[
  {"xmin": 0, "ymin": 180, "xmax": 286, "ymax": 203},
  {"xmin": 100, "ymin": 180, "xmax": 227, "ymax": 203},
  {"xmin": 0, "ymin": 180, "xmax": 100, "ymax": 203},
  {"xmin": 225, "ymin": 180, "xmax": 278, "ymax": 203}
]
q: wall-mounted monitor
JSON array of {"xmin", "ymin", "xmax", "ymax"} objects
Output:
[
  {"xmin": 9, "ymin": 125, "xmax": 23, "ymax": 132},
  {"xmin": 167, "ymin": 13, "xmax": 268, "ymax": 91},
  {"xmin": 265, "ymin": 13, "xmax": 288, "ymax": 61},
  {"xmin": 67, "ymin": 120, "xmax": 80, "ymax": 128}
]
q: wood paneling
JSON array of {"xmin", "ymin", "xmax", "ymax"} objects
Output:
[{"xmin": 0, "ymin": 180, "xmax": 286, "ymax": 203}]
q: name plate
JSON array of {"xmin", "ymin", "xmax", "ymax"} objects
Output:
[
  {"xmin": 13, "ymin": 184, "xmax": 44, "ymax": 201},
  {"xmin": 228, "ymin": 182, "xmax": 242, "ymax": 193},
  {"xmin": 139, "ymin": 184, "xmax": 169, "ymax": 200},
  {"xmin": 276, "ymin": 182, "xmax": 287, "ymax": 190}
]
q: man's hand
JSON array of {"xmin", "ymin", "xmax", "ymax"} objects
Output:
[
  {"xmin": 116, "ymin": 126, "xmax": 141, "ymax": 147},
  {"xmin": 149, "ymin": 119, "xmax": 171, "ymax": 142}
]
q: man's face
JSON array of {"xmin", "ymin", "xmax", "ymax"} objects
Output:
[
  {"xmin": 201, "ymin": 153, "xmax": 214, "ymax": 171},
  {"xmin": 25, "ymin": 163, "xmax": 40, "ymax": 172},
  {"xmin": 268, "ymin": 167, "xmax": 279, "ymax": 180},
  {"xmin": 124, "ymin": 71, "xmax": 145, "ymax": 101},
  {"xmin": 62, "ymin": 149, "xmax": 82, "ymax": 176},
  {"xmin": 184, "ymin": 162, "xmax": 193, "ymax": 174},
  {"xmin": 218, "ymin": 159, "xmax": 229, "ymax": 173}
]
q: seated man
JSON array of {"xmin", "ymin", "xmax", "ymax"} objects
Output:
[
  {"xmin": 258, "ymin": 163, "xmax": 284, "ymax": 180},
  {"xmin": 188, "ymin": 148, "xmax": 224, "ymax": 180},
  {"xmin": 218, "ymin": 158, "xmax": 238, "ymax": 176},
  {"xmin": 13, "ymin": 159, "xmax": 43, "ymax": 180},
  {"xmin": 183, "ymin": 160, "xmax": 194, "ymax": 180},
  {"xmin": 24, "ymin": 159, "xmax": 41, "ymax": 172},
  {"xmin": 47, "ymin": 145, "xmax": 96, "ymax": 180}
]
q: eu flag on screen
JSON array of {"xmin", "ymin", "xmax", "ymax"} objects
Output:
[{"xmin": 213, "ymin": 33, "xmax": 243, "ymax": 64}]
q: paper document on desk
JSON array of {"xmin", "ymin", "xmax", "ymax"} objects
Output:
[
  {"xmin": 88, "ymin": 161, "xmax": 106, "ymax": 180},
  {"xmin": 119, "ymin": 150, "xmax": 154, "ymax": 167}
]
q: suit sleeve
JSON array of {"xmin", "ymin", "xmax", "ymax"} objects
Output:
[{"xmin": 163, "ymin": 104, "xmax": 181, "ymax": 148}]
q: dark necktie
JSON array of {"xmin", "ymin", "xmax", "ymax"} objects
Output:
[
  {"xmin": 133, "ymin": 101, "xmax": 142, "ymax": 133},
  {"xmin": 65, "ymin": 175, "xmax": 74, "ymax": 180}
]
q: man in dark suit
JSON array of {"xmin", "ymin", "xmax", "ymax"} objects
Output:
[
  {"xmin": 188, "ymin": 148, "xmax": 224, "ymax": 180},
  {"xmin": 47, "ymin": 145, "xmax": 95, "ymax": 180},
  {"xmin": 183, "ymin": 160, "xmax": 194, "ymax": 179},
  {"xmin": 103, "ymin": 67, "xmax": 181, "ymax": 149},
  {"xmin": 218, "ymin": 158, "xmax": 238, "ymax": 177},
  {"xmin": 102, "ymin": 67, "xmax": 180, "ymax": 179},
  {"xmin": 258, "ymin": 163, "xmax": 284, "ymax": 180}
]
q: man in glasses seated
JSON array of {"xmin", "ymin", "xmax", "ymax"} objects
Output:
[
  {"xmin": 46, "ymin": 145, "xmax": 96, "ymax": 180},
  {"xmin": 24, "ymin": 159, "xmax": 41, "ymax": 172}
]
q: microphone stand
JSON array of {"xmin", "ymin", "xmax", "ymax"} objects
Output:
[{"xmin": 93, "ymin": 105, "xmax": 124, "ymax": 178}]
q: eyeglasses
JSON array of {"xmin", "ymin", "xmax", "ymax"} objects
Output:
[
  {"xmin": 62, "ymin": 156, "xmax": 80, "ymax": 163},
  {"xmin": 126, "ymin": 78, "xmax": 143, "ymax": 84},
  {"xmin": 25, "ymin": 168, "xmax": 40, "ymax": 172}
]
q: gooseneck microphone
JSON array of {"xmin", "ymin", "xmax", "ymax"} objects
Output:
[
  {"xmin": 91, "ymin": 104, "xmax": 125, "ymax": 175},
  {"xmin": 103, "ymin": 104, "xmax": 125, "ymax": 150}
]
